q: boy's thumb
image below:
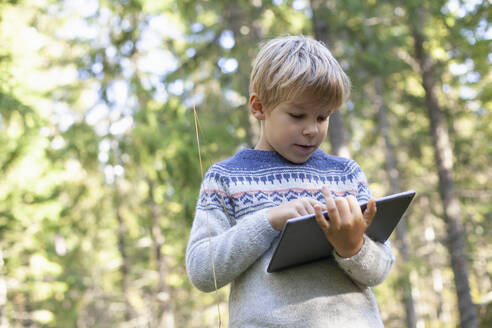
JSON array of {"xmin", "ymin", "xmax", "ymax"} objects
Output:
[{"xmin": 363, "ymin": 198, "xmax": 377, "ymax": 227}]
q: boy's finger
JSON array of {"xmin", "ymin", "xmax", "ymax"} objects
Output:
[
  {"xmin": 335, "ymin": 197, "xmax": 350, "ymax": 222},
  {"xmin": 314, "ymin": 204, "xmax": 330, "ymax": 231},
  {"xmin": 303, "ymin": 200, "xmax": 315, "ymax": 214},
  {"xmin": 297, "ymin": 206, "xmax": 308, "ymax": 216},
  {"xmin": 308, "ymin": 198, "xmax": 326, "ymax": 210},
  {"xmin": 347, "ymin": 196, "xmax": 361, "ymax": 217},
  {"xmin": 323, "ymin": 186, "xmax": 340, "ymax": 230},
  {"xmin": 363, "ymin": 198, "xmax": 377, "ymax": 226},
  {"xmin": 293, "ymin": 201, "xmax": 308, "ymax": 216}
]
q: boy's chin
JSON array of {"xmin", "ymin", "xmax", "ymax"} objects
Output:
[
  {"xmin": 282, "ymin": 146, "xmax": 319, "ymax": 163},
  {"xmin": 280, "ymin": 152, "xmax": 313, "ymax": 164}
]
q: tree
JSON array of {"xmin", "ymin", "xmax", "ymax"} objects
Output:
[
  {"xmin": 406, "ymin": 2, "xmax": 479, "ymax": 327},
  {"xmin": 310, "ymin": 0, "xmax": 351, "ymax": 157},
  {"xmin": 0, "ymin": 0, "xmax": 489, "ymax": 326},
  {"xmin": 376, "ymin": 77, "xmax": 417, "ymax": 328}
]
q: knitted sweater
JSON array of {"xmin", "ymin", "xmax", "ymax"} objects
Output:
[{"xmin": 186, "ymin": 148, "xmax": 394, "ymax": 327}]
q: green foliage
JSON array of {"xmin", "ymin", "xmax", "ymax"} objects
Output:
[{"xmin": 0, "ymin": 0, "xmax": 489, "ymax": 327}]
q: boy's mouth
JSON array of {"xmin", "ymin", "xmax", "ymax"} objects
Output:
[{"xmin": 295, "ymin": 144, "xmax": 315, "ymax": 151}]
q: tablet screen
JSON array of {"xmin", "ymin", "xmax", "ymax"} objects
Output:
[{"xmin": 267, "ymin": 190, "xmax": 416, "ymax": 273}]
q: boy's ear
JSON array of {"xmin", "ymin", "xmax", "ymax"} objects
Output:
[{"xmin": 249, "ymin": 94, "xmax": 265, "ymax": 120}]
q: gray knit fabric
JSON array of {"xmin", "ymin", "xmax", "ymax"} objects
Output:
[{"xmin": 186, "ymin": 148, "xmax": 394, "ymax": 327}]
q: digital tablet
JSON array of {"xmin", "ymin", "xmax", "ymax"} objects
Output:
[{"xmin": 267, "ymin": 190, "xmax": 416, "ymax": 273}]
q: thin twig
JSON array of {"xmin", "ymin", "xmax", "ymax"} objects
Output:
[{"xmin": 193, "ymin": 106, "xmax": 222, "ymax": 327}]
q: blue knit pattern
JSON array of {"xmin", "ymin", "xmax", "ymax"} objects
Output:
[{"xmin": 197, "ymin": 148, "xmax": 370, "ymax": 221}]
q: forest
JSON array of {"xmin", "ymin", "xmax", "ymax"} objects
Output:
[{"xmin": 0, "ymin": 0, "xmax": 490, "ymax": 327}]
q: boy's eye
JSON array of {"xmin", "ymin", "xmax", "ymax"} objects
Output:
[
  {"xmin": 317, "ymin": 116, "xmax": 328, "ymax": 122},
  {"xmin": 289, "ymin": 113, "xmax": 303, "ymax": 119}
]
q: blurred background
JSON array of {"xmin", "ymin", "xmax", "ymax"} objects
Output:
[{"xmin": 0, "ymin": 0, "xmax": 490, "ymax": 327}]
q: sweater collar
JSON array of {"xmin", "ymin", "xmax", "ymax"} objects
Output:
[{"xmin": 234, "ymin": 148, "xmax": 324, "ymax": 166}]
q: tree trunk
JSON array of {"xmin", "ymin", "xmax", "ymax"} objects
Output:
[
  {"xmin": 327, "ymin": 111, "xmax": 351, "ymax": 158},
  {"xmin": 114, "ymin": 189, "xmax": 133, "ymax": 322},
  {"xmin": 375, "ymin": 77, "xmax": 417, "ymax": 328},
  {"xmin": 147, "ymin": 179, "xmax": 175, "ymax": 328},
  {"xmin": 310, "ymin": 0, "xmax": 351, "ymax": 158},
  {"xmin": 222, "ymin": 2, "xmax": 262, "ymax": 148},
  {"xmin": 0, "ymin": 249, "xmax": 7, "ymax": 328},
  {"xmin": 409, "ymin": 8, "xmax": 478, "ymax": 328}
]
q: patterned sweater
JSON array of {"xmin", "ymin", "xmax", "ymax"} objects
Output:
[{"xmin": 186, "ymin": 148, "xmax": 394, "ymax": 327}]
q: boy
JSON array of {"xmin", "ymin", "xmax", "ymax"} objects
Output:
[{"xmin": 186, "ymin": 35, "xmax": 394, "ymax": 327}]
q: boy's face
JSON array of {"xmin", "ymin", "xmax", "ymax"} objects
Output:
[{"xmin": 250, "ymin": 95, "xmax": 331, "ymax": 164}]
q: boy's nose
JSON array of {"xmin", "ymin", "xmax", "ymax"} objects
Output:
[{"xmin": 303, "ymin": 123, "xmax": 318, "ymax": 136}]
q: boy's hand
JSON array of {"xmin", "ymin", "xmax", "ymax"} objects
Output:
[
  {"xmin": 267, "ymin": 198, "xmax": 325, "ymax": 231},
  {"xmin": 314, "ymin": 186, "xmax": 377, "ymax": 258}
]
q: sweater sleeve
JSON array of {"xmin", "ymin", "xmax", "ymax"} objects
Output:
[
  {"xmin": 334, "ymin": 236, "xmax": 394, "ymax": 286},
  {"xmin": 186, "ymin": 171, "xmax": 280, "ymax": 292},
  {"xmin": 332, "ymin": 160, "xmax": 394, "ymax": 286}
]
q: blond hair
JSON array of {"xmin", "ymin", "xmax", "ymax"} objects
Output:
[{"xmin": 249, "ymin": 35, "xmax": 351, "ymax": 111}]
